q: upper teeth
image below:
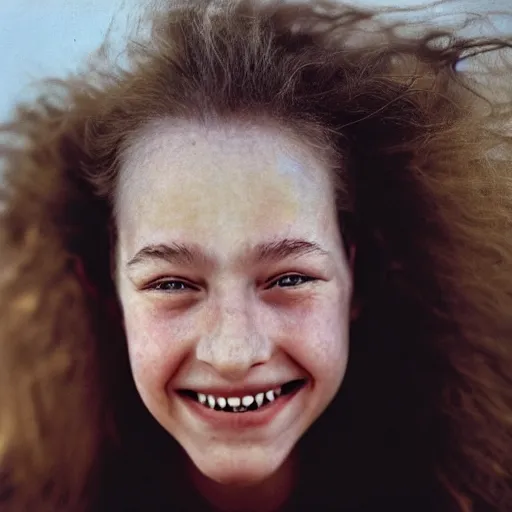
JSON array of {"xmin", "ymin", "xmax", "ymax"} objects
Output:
[
  {"xmin": 195, "ymin": 386, "xmax": 282, "ymax": 411},
  {"xmin": 227, "ymin": 397, "xmax": 240, "ymax": 407},
  {"xmin": 242, "ymin": 396, "xmax": 254, "ymax": 407}
]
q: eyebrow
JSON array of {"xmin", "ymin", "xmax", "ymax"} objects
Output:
[{"xmin": 126, "ymin": 237, "xmax": 330, "ymax": 270}]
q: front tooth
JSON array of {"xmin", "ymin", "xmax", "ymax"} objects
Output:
[
  {"xmin": 217, "ymin": 397, "xmax": 227, "ymax": 409},
  {"xmin": 207, "ymin": 395, "xmax": 216, "ymax": 408},
  {"xmin": 274, "ymin": 386, "xmax": 282, "ymax": 397},
  {"xmin": 227, "ymin": 397, "xmax": 241, "ymax": 407},
  {"xmin": 242, "ymin": 395, "xmax": 254, "ymax": 407},
  {"xmin": 266, "ymin": 390, "xmax": 275, "ymax": 402},
  {"xmin": 255, "ymin": 393, "xmax": 264, "ymax": 406},
  {"xmin": 198, "ymin": 393, "xmax": 207, "ymax": 404}
]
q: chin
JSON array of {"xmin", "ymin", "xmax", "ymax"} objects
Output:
[
  {"xmin": 208, "ymin": 469, "xmax": 266, "ymax": 486},
  {"xmin": 191, "ymin": 446, "xmax": 287, "ymax": 486}
]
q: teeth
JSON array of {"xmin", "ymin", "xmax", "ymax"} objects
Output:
[
  {"xmin": 194, "ymin": 384, "xmax": 288, "ymax": 412},
  {"xmin": 242, "ymin": 395, "xmax": 254, "ymax": 407},
  {"xmin": 227, "ymin": 397, "xmax": 241, "ymax": 407}
]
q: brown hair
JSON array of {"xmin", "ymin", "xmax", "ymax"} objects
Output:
[{"xmin": 0, "ymin": 0, "xmax": 511, "ymax": 510}]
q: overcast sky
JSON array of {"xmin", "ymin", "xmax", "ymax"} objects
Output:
[{"xmin": 1, "ymin": 0, "xmax": 511, "ymax": 122}]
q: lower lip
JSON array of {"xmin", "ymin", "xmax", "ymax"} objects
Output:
[{"xmin": 178, "ymin": 384, "xmax": 306, "ymax": 430}]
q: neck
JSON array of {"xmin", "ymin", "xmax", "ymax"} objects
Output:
[{"xmin": 186, "ymin": 452, "xmax": 297, "ymax": 512}]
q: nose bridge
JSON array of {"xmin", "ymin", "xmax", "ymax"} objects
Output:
[{"xmin": 196, "ymin": 293, "xmax": 271, "ymax": 379}]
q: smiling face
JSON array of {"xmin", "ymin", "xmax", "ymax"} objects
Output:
[{"xmin": 114, "ymin": 117, "xmax": 354, "ymax": 487}]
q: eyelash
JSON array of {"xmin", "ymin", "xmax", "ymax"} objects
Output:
[{"xmin": 148, "ymin": 274, "xmax": 318, "ymax": 293}]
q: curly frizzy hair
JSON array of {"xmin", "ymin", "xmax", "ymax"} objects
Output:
[{"xmin": 0, "ymin": 0, "xmax": 512, "ymax": 510}]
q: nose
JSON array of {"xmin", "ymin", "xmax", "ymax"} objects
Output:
[{"xmin": 195, "ymin": 303, "xmax": 273, "ymax": 381}]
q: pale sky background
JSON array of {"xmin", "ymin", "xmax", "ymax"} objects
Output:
[{"xmin": 0, "ymin": 0, "xmax": 511, "ymax": 123}]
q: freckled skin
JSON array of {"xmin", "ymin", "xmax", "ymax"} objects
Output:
[{"xmin": 115, "ymin": 118, "xmax": 355, "ymax": 507}]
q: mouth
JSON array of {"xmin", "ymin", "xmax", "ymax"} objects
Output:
[{"xmin": 177, "ymin": 379, "xmax": 307, "ymax": 414}]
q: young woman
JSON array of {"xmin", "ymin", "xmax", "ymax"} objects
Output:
[{"xmin": 0, "ymin": 0, "xmax": 511, "ymax": 510}]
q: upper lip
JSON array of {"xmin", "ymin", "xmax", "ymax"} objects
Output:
[{"xmin": 177, "ymin": 378, "xmax": 305, "ymax": 398}]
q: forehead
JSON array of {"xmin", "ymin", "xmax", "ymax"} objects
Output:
[
  {"xmin": 118, "ymin": 118, "xmax": 328, "ymax": 188},
  {"xmin": 115, "ymin": 118, "xmax": 338, "ymax": 257}
]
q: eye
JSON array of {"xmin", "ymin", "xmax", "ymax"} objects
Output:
[
  {"xmin": 266, "ymin": 274, "xmax": 318, "ymax": 290},
  {"xmin": 149, "ymin": 279, "xmax": 195, "ymax": 292},
  {"xmin": 146, "ymin": 274, "xmax": 318, "ymax": 293}
]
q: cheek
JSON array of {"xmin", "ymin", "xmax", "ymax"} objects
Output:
[
  {"xmin": 280, "ymin": 294, "xmax": 350, "ymax": 379},
  {"xmin": 122, "ymin": 301, "xmax": 189, "ymax": 393}
]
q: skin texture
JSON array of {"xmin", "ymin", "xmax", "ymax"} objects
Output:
[{"xmin": 114, "ymin": 118, "xmax": 355, "ymax": 510}]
